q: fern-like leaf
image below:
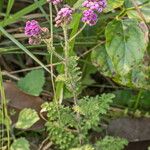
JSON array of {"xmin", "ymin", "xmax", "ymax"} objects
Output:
[
  {"xmin": 42, "ymin": 102, "xmax": 78, "ymax": 150},
  {"xmin": 74, "ymin": 94, "xmax": 115, "ymax": 129},
  {"xmin": 95, "ymin": 136, "xmax": 128, "ymax": 150},
  {"xmin": 65, "ymin": 56, "xmax": 82, "ymax": 94}
]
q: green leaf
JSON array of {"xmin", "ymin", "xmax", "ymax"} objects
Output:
[
  {"xmin": 74, "ymin": 94, "xmax": 114, "ymax": 129},
  {"xmin": 16, "ymin": 108, "xmax": 40, "ymax": 129},
  {"xmin": 69, "ymin": 13, "xmax": 82, "ymax": 53},
  {"xmin": 17, "ymin": 69, "xmax": 45, "ymax": 96},
  {"xmin": 5, "ymin": 0, "xmax": 14, "ymax": 19},
  {"xmin": 91, "ymin": 44, "xmax": 150, "ymax": 89},
  {"xmin": 10, "ymin": 138, "xmax": 30, "ymax": 150},
  {"xmin": 96, "ymin": 136, "xmax": 128, "ymax": 150},
  {"xmin": 105, "ymin": 19, "xmax": 147, "ymax": 75},
  {"xmin": 91, "ymin": 45, "xmax": 115, "ymax": 77},
  {"xmin": 125, "ymin": 0, "xmax": 150, "ymax": 22},
  {"xmin": 104, "ymin": 0, "xmax": 124, "ymax": 12}
]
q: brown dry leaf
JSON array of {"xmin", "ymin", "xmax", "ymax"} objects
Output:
[{"xmin": 0, "ymin": 81, "xmax": 46, "ymax": 130}]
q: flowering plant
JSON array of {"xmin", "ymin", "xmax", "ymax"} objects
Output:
[
  {"xmin": 1, "ymin": 0, "xmax": 149, "ymax": 149},
  {"xmin": 23, "ymin": 0, "xmax": 129, "ymax": 149}
]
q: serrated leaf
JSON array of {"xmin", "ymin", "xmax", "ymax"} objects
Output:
[
  {"xmin": 10, "ymin": 138, "xmax": 30, "ymax": 150},
  {"xmin": 125, "ymin": 0, "xmax": 150, "ymax": 22},
  {"xmin": 16, "ymin": 108, "xmax": 40, "ymax": 129},
  {"xmin": 104, "ymin": 0, "xmax": 124, "ymax": 12},
  {"xmin": 105, "ymin": 19, "xmax": 147, "ymax": 75},
  {"xmin": 17, "ymin": 69, "xmax": 45, "ymax": 96},
  {"xmin": 96, "ymin": 136, "xmax": 128, "ymax": 150}
]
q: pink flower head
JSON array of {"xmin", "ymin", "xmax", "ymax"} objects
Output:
[
  {"xmin": 25, "ymin": 20, "xmax": 41, "ymax": 37},
  {"xmin": 55, "ymin": 6, "xmax": 73, "ymax": 27},
  {"xmin": 82, "ymin": 9, "xmax": 98, "ymax": 26},
  {"xmin": 47, "ymin": 0, "xmax": 63, "ymax": 5},
  {"xmin": 82, "ymin": 0, "xmax": 107, "ymax": 13}
]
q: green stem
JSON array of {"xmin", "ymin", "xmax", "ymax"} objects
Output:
[
  {"xmin": 0, "ymin": 68, "xmax": 11, "ymax": 149},
  {"xmin": 63, "ymin": 25, "xmax": 82, "ymax": 143},
  {"xmin": 116, "ymin": 3, "xmax": 149, "ymax": 19},
  {"xmin": 49, "ymin": 3, "xmax": 57, "ymax": 103}
]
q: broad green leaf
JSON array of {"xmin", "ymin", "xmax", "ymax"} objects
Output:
[
  {"xmin": 17, "ymin": 69, "xmax": 45, "ymax": 96},
  {"xmin": 16, "ymin": 108, "xmax": 40, "ymax": 129},
  {"xmin": 105, "ymin": 19, "xmax": 147, "ymax": 75},
  {"xmin": 91, "ymin": 45, "xmax": 115, "ymax": 77},
  {"xmin": 10, "ymin": 138, "xmax": 30, "ymax": 150},
  {"xmin": 104, "ymin": 0, "xmax": 124, "ymax": 12},
  {"xmin": 91, "ymin": 44, "xmax": 150, "ymax": 89},
  {"xmin": 125, "ymin": 0, "xmax": 150, "ymax": 22}
]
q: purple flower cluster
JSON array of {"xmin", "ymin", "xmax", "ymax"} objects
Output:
[
  {"xmin": 25, "ymin": 20, "xmax": 42, "ymax": 45},
  {"xmin": 25, "ymin": 20, "xmax": 41, "ymax": 37},
  {"xmin": 55, "ymin": 6, "xmax": 73, "ymax": 27},
  {"xmin": 47, "ymin": 0, "xmax": 62, "ymax": 5},
  {"xmin": 25, "ymin": 20, "xmax": 50, "ymax": 45},
  {"xmin": 82, "ymin": 0, "xmax": 107, "ymax": 26},
  {"xmin": 82, "ymin": 0, "xmax": 107, "ymax": 13},
  {"xmin": 82, "ymin": 9, "xmax": 97, "ymax": 26}
]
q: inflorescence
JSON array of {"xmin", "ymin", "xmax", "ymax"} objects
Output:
[
  {"xmin": 25, "ymin": 0, "xmax": 107, "ymax": 44},
  {"xmin": 82, "ymin": 0, "xmax": 107, "ymax": 26},
  {"xmin": 24, "ymin": 20, "xmax": 49, "ymax": 45},
  {"xmin": 55, "ymin": 5, "xmax": 73, "ymax": 27}
]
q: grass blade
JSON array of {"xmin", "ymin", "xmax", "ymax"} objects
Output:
[
  {"xmin": 5, "ymin": 0, "xmax": 15, "ymax": 19},
  {"xmin": 34, "ymin": 0, "xmax": 49, "ymax": 22},
  {"xmin": 0, "ymin": 26, "xmax": 51, "ymax": 74},
  {"xmin": 0, "ymin": 0, "xmax": 4, "ymax": 13},
  {"xmin": 0, "ymin": 0, "xmax": 46, "ymax": 27}
]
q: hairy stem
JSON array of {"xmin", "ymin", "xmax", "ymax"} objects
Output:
[{"xmin": 49, "ymin": 3, "xmax": 57, "ymax": 103}]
